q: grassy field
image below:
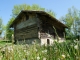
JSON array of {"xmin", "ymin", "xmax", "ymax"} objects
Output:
[{"xmin": 0, "ymin": 40, "xmax": 80, "ymax": 60}]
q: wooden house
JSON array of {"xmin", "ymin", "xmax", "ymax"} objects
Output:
[{"xmin": 10, "ymin": 10, "xmax": 67, "ymax": 45}]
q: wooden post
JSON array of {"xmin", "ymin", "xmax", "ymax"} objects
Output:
[{"xmin": 12, "ymin": 34, "xmax": 14, "ymax": 44}]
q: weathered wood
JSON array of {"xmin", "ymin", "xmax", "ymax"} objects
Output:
[
  {"xmin": 15, "ymin": 24, "xmax": 38, "ymax": 40},
  {"xmin": 12, "ymin": 12, "xmax": 66, "ymax": 44},
  {"xmin": 16, "ymin": 18, "xmax": 37, "ymax": 29}
]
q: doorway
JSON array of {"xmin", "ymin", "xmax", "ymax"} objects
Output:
[{"xmin": 47, "ymin": 39, "xmax": 50, "ymax": 45}]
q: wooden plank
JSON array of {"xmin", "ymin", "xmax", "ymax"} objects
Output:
[
  {"xmin": 15, "ymin": 26, "xmax": 38, "ymax": 40},
  {"xmin": 16, "ymin": 17, "xmax": 37, "ymax": 29}
]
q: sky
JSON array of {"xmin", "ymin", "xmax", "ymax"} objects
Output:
[{"xmin": 0, "ymin": 0, "xmax": 80, "ymax": 25}]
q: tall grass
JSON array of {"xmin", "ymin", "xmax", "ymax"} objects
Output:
[{"xmin": 0, "ymin": 40, "xmax": 80, "ymax": 60}]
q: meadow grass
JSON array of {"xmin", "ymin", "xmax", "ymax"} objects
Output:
[{"xmin": 0, "ymin": 40, "xmax": 80, "ymax": 60}]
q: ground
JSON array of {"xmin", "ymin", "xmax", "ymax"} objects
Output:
[{"xmin": 0, "ymin": 40, "xmax": 80, "ymax": 60}]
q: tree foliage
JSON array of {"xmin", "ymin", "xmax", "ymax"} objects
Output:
[
  {"xmin": 12, "ymin": 4, "xmax": 55, "ymax": 17},
  {"xmin": 0, "ymin": 18, "xmax": 2, "ymax": 36},
  {"xmin": 6, "ymin": 4, "xmax": 56, "ymax": 40},
  {"xmin": 60, "ymin": 6, "xmax": 80, "ymax": 40},
  {"xmin": 6, "ymin": 18, "xmax": 14, "ymax": 40}
]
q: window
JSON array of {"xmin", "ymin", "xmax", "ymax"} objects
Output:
[{"xmin": 26, "ymin": 15, "xmax": 29, "ymax": 20}]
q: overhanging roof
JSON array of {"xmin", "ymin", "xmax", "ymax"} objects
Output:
[{"xmin": 10, "ymin": 10, "xmax": 68, "ymax": 28}]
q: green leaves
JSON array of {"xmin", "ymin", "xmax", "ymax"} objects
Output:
[
  {"xmin": 60, "ymin": 6, "xmax": 80, "ymax": 40},
  {"xmin": 0, "ymin": 18, "xmax": 2, "ymax": 29},
  {"xmin": 12, "ymin": 4, "xmax": 55, "ymax": 18},
  {"xmin": 0, "ymin": 18, "xmax": 2, "ymax": 35},
  {"xmin": 6, "ymin": 18, "xmax": 14, "ymax": 40}
]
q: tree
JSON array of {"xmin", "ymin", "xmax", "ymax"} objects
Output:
[
  {"xmin": 12, "ymin": 4, "xmax": 55, "ymax": 18},
  {"xmin": 0, "ymin": 18, "xmax": 2, "ymax": 36},
  {"xmin": 60, "ymin": 6, "xmax": 80, "ymax": 40},
  {"xmin": 6, "ymin": 18, "xmax": 14, "ymax": 40},
  {"xmin": 6, "ymin": 4, "xmax": 56, "ymax": 40}
]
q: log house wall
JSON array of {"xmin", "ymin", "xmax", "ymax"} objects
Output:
[
  {"xmin": 14, "ymin": 14, "xmax": 39, "ymax": 44},
  {"xmin": 13, "ymin": 13, "xmax": 65, "ymax": 44}
]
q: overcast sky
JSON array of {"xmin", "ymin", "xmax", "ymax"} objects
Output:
[{"xmin": 0, "ymin": 0, "xmax": 80, "ymax": 25}]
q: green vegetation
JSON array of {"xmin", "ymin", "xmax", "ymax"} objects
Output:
[
  {"xmin": 0, "ymin": 40, "xmax": 80, "ymax": 60},
  {"xmin": 60, "ymin": 6, "xmax": 80, "ymax": 40},
  {"xmin": 0, "ymin": 40, "xmax": 11, "ymax": 47},
  {"xmin": 0, "ymin": 4, "xmax": 80, "ymax": 60},
  {"xmin": 0, "ymin": 18, "xmax": 2, "ymax": 36}
]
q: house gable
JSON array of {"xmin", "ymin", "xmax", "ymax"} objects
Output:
[{"xmin": 10, "ymin": 10, "xmax": 67, "ymax": 44}]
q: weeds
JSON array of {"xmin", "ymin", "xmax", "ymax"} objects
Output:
[{"xmin": 0, "ymin": 40, "xmax": 80, "ymax": 60}]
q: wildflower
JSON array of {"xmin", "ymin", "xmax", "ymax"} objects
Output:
[
  {"xmin": 58, "ymin": 40, "xmax": 64, "ymax": 43},
  {"xmin": 58, "ymin": 58, "xmax": 60, "ymax": 60},
  {"xmin": 32, "ymin": 41, "xmax": 35, "ymax": 44},
  {"xmin": 42, "ymin": 50, "xmax": 47, "ymax": 53},
  {"xmin": 43, "ymin": 57, "xmax": 46, "ymax": 60},
  {"xmin": 70, "ymin": 43, "xmax": 74, "ymax": 47},
  {"xmin": 58, "ymin": 37, "xmax": 61, "ymax": 40},
  {"xmin": 74, "ymin": 40, "xmax": 78, "ymax": 43},
  {"xmin": 19, "ymin": 52, "xmax": 22, "ymax": 57},
  {"xmin": 34, "ymin": 48, "xmax": 37, "ymax": 52},
  {"xmin": 74, "ymin": 40, "xmax": 77, "ymax": 43},
  {"xmin": 0, "ymin": 56, "xmax": 2, "ymax": 60},
  {"xmin": 67, "ymin": 54, "xmax": 70, "ymax": 57},
  {"xmin": 54, "ymin": 39, "xmax": 57, "ymax": 42},
  {"xmin": 7, "ymin": 46, "xmax": 13, "ymax": 53},
  {"xmin": 74, "ymin": 45, "xmax": 78, "ymax": 50},
  {"xmin": 44, "ymin": 50, "xmax": 47, "ymax": 53},
  {"xmin": 1, "ymin": 47, "xmax": 5, "ymax": 52},
  {"xmin": 37, "ymin": 56, "xmax": 40, "ymax": 60},
  {"xmin": 22, "ymin": 58, "xmax": 26, "ymax": 60},
  {"xmin": 76, "ymin": 39, "xmax": 78, "ymax": 41},
  {"xmin": 23, "ymin": 49, "xmax": 26, "ymax": 52},
  {"xmin": 26, "ymin": 51, "xmax": 30, "ymax": 55},
  {"xmin": 76, "ymin": 56, "xmax": 79, "ymax": 60},
  {"xmin": 25, "ymin": 44, "xmax": 29, "ymax": 48},
  {"xmin": 61, "ymin": 54, "xmax": 66, "ymax": 59}
]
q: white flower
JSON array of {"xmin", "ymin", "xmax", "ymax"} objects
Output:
[
  {"xmin": 34, "ymin": 48, "xmax": 37, "ymax": 52},
  {"xmin": 54, "ymin": 40, "xmax": 57, "ymax": 42},
  {"xmin": 37, "ymin": 56, "xmax": 40, "ymax": 60},
  {"xmin": 76, "ymin": 56, "xmax": 79, "ymax": 60},
  {"xmin": 25, "ymin": 44, "xmax": 29, "ymax": 48},
  {"xmin": 32, "ymin": 41, "xmax": 35, "ymax": 44},
  {"xmin": 70, "ymin": 44, "xmax": 74, "ymax": 47},
  {"xmin": 22, "ymin": 58, "xmax": 26, "ymax": 60},
  {"xmin": 58, "ymin": 37, "xmax": 61, "ymax": 40},
  {"xmin": 43, "ymin": 57, "xmax": 46, "ymax": 60},
  {"xmin": 58, "ymin": 40, "xmax": 64, "ymax": 43},
  {"xmin": 1, "ymin": 47, "xmax": 5, "ymax": 52},
  {"xmin": 62, "ymin": 54, "xmax": 66, "ymax": 58},
  {"xmin": 19, "ymin": 52, "xmax": 22, "ymax": 57},
  {"xmin": 74, "ymin": 45, "xmax": 78, "ymax": 49},
  {"xmin": 26, "ymin": 51, "xmax": 30, "ymax": 55},
  {"xmin": 74, "ymin": 40, "xmax": 79, "ymax": 43},
  {"xmin": 67, "ymin": 54, "xmax": 70, "ymax": 57},
  {"xmin": 42, "ymin": 50, "xmax": 47, "ymax": 53},
  {"xmin": 23, "ymin": 50, "xmax": 26, "ymax": 52},
  {"xmin": 0, "ymin": 56, "xmax": 2, "ymax": 60},
  {"xmin": 44, "ymin": 50, "xmax": 47, "ymax": 53},
  {"xmin": 76, "ymin": 39, "xmax": 78, "ymax": 41},
  {"xmin": 7, "ymin": 46, "xmax": 13, "ymax": 53}
]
